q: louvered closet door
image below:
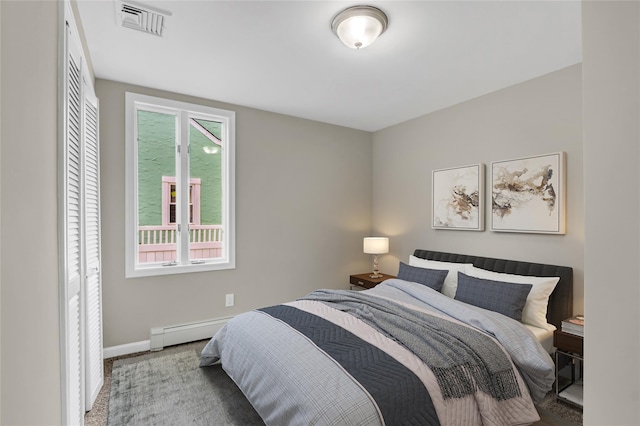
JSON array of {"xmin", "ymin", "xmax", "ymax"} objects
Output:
[
  {"xmin": 83, "ymin": 89, "xmax": 103, "ymax": 410},
  {"xmin": 65, "ymin": 20, "xmax": 85, "ymax": 424}
]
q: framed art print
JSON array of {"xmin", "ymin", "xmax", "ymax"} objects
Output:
[
  {"xmin": 491, "ymin": 152, "xmax": 566, "ymax": 234},
  {"xmin": 432, "ymin": 164, "xmax": 484, "ymax": 231}
]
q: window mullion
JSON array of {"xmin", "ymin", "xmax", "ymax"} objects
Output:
[{"xmin": 178, "ymin": 111, "xmax": 190, "ymax": 265}]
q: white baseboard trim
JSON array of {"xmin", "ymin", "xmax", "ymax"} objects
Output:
[
  {"xmin": 103, "ymin": 340, "xmax": 151, "ymax": 359},
  {"xmin": 149, "ymin": 316, "xmax": 233, "ymax": 351},
  {"xmin": 103, "ymin": 316, "xmax": 233, "ymax": 358}
]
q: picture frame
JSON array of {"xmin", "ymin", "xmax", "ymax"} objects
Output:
[
  {"xmin": 432, "ymin": 164, "xmax": 484, "ymax": 231},
  {"xmin": 491, "ymin": 152, "xmax": 566, "ymax": 234}
]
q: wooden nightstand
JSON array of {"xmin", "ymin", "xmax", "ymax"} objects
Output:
[
  {"xmin": 349, "ymin": 273, "xmax": 395, "ymax": 290},
  {"xmin": 554, "ymin": 330, "xmax": 583, "ymax": 408}
]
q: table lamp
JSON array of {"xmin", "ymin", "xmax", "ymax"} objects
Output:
[{"xmin": 363, "ymin": 237, "xmax": 389, "ymax": 278}]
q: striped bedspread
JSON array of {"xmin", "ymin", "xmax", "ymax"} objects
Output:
[{"xmin": 200, "ymin": 279, "xmax": 555, "ymax": 426}]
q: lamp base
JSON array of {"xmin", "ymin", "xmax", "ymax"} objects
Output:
[{"xmin": 369, "ymin": 254, "xmax": 383, "ymax": 279}]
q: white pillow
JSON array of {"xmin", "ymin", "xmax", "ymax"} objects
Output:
[
  {"xmin": 408, "ymin": 256, "xmax": 472, "ymax": 298},
  {"xmin": 463, "ymin": 265, "xmax": 559, "ymax": 330}
]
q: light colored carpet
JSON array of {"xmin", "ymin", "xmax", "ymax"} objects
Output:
[{"xmin": 87, "ymin": 340, "xmax": 582, "ymax": 426}]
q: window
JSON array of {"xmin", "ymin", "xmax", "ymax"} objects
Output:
[{"xmin": 125, "ymin": 93, "xmax": 235, "ymax": 277}]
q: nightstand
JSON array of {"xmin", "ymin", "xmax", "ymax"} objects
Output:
[
  {"xmin": 349, "ymin": 273, "xmax": 395, "ymax": 290},
  {"xmin": 553, "ymin": 330, "xmax": 583, "ymax": 408}
]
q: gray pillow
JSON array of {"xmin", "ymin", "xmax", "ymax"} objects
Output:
[
  {"xmin": 455, "ymin": 272, "xmax": 533, "ymax": 321},
  {"xmin": 397, "ymin": 262, "xmax": 448, "ymax": 291}
]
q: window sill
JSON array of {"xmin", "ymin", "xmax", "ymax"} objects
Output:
[{"xmin": 125, "ymin": 259, "xmax": 235, "ymax": 278}]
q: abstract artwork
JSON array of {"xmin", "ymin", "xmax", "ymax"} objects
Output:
[
  {"xmin": 432, "ymin": 164, "xmax": 484, "ymax": 231},
  {"xmin": 491, "ymin": 152, "xmax": 566, "ymax": 234}
]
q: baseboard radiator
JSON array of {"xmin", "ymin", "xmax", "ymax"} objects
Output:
[{"xmin": 150, "ymin": 316, "xmax": 233, "ymax": 351}]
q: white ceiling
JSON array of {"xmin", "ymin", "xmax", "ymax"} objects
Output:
[{"xmin": 76, "ymin": 1, "xmax": 582, "ymax": 132}]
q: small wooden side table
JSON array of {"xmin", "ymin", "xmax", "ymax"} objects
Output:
[
  {"xmin": 553, "ymin": 329, "xmax": 584, "ymax": 408},
  {"xmin": 349, "ymin": 273, "xmax": 395, "ymax": 290}
]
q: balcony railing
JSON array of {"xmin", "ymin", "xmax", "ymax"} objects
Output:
[{"xmin": 138, "ymin": 224, "xmax": 223, "ymax": 263}]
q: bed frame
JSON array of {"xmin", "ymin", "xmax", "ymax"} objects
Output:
[{"xmin": 412, "ymin": 249, "xmax": 573, "ymax": 329}]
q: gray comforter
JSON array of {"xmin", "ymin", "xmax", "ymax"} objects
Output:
[{"xmin": 200, "ymin": 279, "xmax": 555, "ymax": 426}]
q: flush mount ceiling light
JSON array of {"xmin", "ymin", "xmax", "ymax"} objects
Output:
[{"xmin": 331, "ymin": 5, "xmax": 388, "ymax": 49}]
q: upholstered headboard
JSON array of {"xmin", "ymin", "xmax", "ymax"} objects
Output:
[{"xmin": 412, "ymin": 249, "xmax": 573, "ymax": 329}]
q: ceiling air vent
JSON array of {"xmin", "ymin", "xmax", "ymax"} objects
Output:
[{"xmin": 116, "ymin": 1, "xmax": 171, "ymax": 37}]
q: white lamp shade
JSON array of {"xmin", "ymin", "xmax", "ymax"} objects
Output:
[
  {"xmin": 363, "ymin": 237, "xmax": 389, "ymax": 254},
  {"xmin": 332, "ymin": 6, "xmax": 388, "ymax": 49},
  {"xmin": 335, "ymin": 16, "xmax": 383, "ymax": 49}
]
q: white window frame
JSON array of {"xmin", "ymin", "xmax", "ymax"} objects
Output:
[{"xmin": 125, "ymin": 92, "xmax": 235, "ymax": 277}]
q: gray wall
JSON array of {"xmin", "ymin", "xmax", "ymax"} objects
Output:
[
  {"xmin": 96, "ymin": 80, "xmax": 373, "ymax": 347},
  {"xmin": 582, "ymin": 2, "xmax": 639, "ymax": 424},
  {"xmin": 1, "ymin": 1, "xmax": 62, "ymax": 424},
  {"xmin": 371, "ymin": 64, "xmax": 584, "ymax": 315}
]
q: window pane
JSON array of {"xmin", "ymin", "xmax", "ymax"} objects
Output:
[
  {"xmin": 169, "ymin": 204, "xmax": 176, "ymax": 224},
  {"xmin": 189, "ymin": 118, "xmax": 223, "ymax": 260},
  {"xmin": 137, "ymin": 110, "xmax": 177, "ymax": 264}
]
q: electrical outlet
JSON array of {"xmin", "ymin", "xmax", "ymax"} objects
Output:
[{"xmin": 225, "ymin": 293, "xmax": 234, "ymax": 307}]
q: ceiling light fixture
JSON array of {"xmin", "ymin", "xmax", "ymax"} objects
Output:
[{"xmin": 331, "ymin": 5, "xmax": 388, "ymax": 49}]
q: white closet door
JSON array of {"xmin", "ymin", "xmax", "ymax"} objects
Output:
[
  {"xmin": 83, "ymin": 88, "xmax": 103, "ymax": 410},
  {"xmin": 65, "ymin": 20, "xmax": 85, "ymax": 424},
  {"xmin": 61, "ymin": 3, "xmax": 103, "ymax": 421}
]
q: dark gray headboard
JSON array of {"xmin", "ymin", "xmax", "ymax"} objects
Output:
[{"xmin": 413, "ymin": 249, "xmax": 573, "ymax": 329}]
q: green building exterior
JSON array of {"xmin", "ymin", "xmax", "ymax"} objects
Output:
[{"xmin": 137, "ymin": 110, "xmax": 222, "ymax": 227}]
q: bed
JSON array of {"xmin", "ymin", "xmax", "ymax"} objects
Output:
[{"xmin": 200, "ymin": 249, "xmax": 573, "ymax": 425}]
